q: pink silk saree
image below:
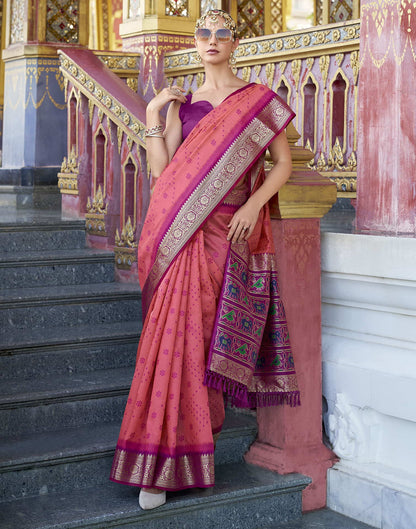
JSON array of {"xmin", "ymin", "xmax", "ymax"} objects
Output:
[{"xmin": 110, "ymin": 83, "xmax": 299, "ymax": 492}]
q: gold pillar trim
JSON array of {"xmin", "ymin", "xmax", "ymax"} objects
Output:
[{"xmin": 270, "ymin": 122, "xmax": 337, "ymax": 219}]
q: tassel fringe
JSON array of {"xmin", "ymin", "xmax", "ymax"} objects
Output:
[{"xmin": 204, "ymin": 370, "xmax": 301, "ymax": 408}]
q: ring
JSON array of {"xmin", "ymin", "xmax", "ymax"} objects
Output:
[
  {"xmin": 171, "ymin": 87, "xmax": 181, "ymax": 96},
  {"xmin": 242, "ymin": 226, "xmax": 248, "ymax": 231}
]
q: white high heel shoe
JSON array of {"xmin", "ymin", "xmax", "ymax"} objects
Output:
[{"xmin": 139, "ymin": 489, "xmax": 166, "ymax": 510}]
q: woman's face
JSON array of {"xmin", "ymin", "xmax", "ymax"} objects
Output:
[{"xmin": 195, "ymin": 16, "xmax": 239, "ymax": 66}]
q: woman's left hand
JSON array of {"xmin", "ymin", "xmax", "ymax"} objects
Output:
[{"xmin": 227, "ymin": 200, "xmax": 260, "ymax": 243}]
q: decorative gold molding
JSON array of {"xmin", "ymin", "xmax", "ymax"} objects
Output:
[
  {"xmin": 86, "ymin": 185, "xmax": 107, "ymax": 236},
  {"xmin": 59, "ymin": 50, "xmax": 146, "ymax": 148},
  {"xmin": 58, "ymin": 147, "xmax": 79, "ymax": 195},
  {"xmin": 164, "ymin": 20, "xmax": 360, "ymax": 74},
  {"xmin": 115, "ymin": 217, "xmax": 138, "ymax": 248},
  {"xmin": 268, "ymin": 122, "xmax": 337, "ymax": 219},
  {"xmin": 115, "ymin": 246, "xmax": 137, "ymax": 269}
]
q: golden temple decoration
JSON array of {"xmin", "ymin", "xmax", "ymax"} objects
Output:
[
  {"xmin": 350, "ymin": 50, "xmax": 360, "ymax": 85},
  {"xmin": 117, "ymin": 127, "xmax": 123, "ymax": 153},
  {"xmin": 115, "ymin": 247, "xmax": 137, "ymax": 270},
  {"xmin": 115, "ymin": 217, "xmax": 138, "ymax": 248},
  {"xmin": 291, "ymin": 60, "xmax": 301, "ymax": 88},
  {"xmin": 164, "ymin": 21, "xmax": 361, "ymax": 74},
  {"xmin": 319, "ymin": 55, "xmax": 330, "ymax": 85},
  {"xmin": 10, "ymin": 0, "xmax": 25, "ymax": 44},
  {"xmin": 307, "ymin": 138, "xmax": 357, "ymax": 193},
  {"xmin": 242, "ymin": 67, "xmax": 251, "ymax": 83},
  {"xmin": 271, "ymin": 123, "xmax": 337, "ymax": 219},
  {"xmin": 306, "ymin": 57, "xmax": 314, "ymax": 70},
  {"xmin": 265, "ymin": 63, "xmax": 275, "ymax": 88},
  {"xmin": 58, "ymin": 147, "xmax": 79, "ymax": 195},
  {"xmin": 86, "ymin": 186, "xmax": 108, "ymax": 236},
  {"xmin": 46, "ymin": 0, "xmax": 80, "ymax": 43},
  {"xmin": 279, "ymin": 62, "xmax": 287, "ymax": 74},
  {"xmin": 87, "ymin": 186, "xmax": 107, "ymax": 215},
  {"xmin": 59, "ymin": 50, "xmax": 146, "ymax": 147},
  {"xmin": 335, "ymin": 53, "xmax": 344, "ymax": 66}
]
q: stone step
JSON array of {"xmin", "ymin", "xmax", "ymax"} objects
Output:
[
  {"xmin": 0, "ymin": 283, "xmax": 141, "ymax": 336},
  {"xmin": 0, "ymin": 220, "xmax": 86, "ymax": 253},
  {"xmin": 0, "ymin": 367, "xmax": 133, "ymax": 437},
  {"xmin": 0, "ymin": 463, "xmax": 310, "ymax": 529},
  {"xmin": 0, "ymin": 411, "xmax": 257, "ymax": 502},
  {"xmin": 0, "ymin": 333, "xmax": 138, "ymax": 381},
  {"xmin": 0, "ymin": 248, "xmax": 115, "ymax": 288}
]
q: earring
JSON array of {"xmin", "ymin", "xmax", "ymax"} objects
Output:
[
  {"xmin": 229, "ymin": 52, "xmax": 237, "ymax": 74},
  {"xmin": 195, "ymin": 53, "xmax": 202, "ymax": 64}
]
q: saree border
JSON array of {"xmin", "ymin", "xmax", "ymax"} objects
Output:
[
  {"xmin": 143, "ymin": 95, "xmax": 295, "ymax": 313},
  {"xmin": 110, "ymin": 447, "xmax": 215, "ymax": 491}
]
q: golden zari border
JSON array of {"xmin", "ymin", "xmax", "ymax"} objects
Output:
[
  {"xmin": 147, "ymin": 97, "xmax": 292, "ymax": 297},
  {"xmin": 111, "ymin": 449, "xmax": 215, "ymax": 490}
]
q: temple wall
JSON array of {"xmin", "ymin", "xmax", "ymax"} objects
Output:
[{"xmin": 321, "ymin": 232, "xmax": 416, "ymax": 528}]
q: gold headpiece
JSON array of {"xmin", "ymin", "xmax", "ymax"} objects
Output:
[{"xmin": 195, "ymin": 10, "xmax": 237, "ymax": 39}]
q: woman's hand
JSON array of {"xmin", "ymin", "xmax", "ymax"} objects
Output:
[
  {"xmin": 147, "ymin": 86, "xmax": 187, "ymax": 113},
  {"xmin": 227, "ymin": 200, "xmax": 260, "ymax": 243}
]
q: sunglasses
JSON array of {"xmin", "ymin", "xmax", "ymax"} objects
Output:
[{"xmin": 195, "ymin": 28, "xmax": 234, "ymax": 42}]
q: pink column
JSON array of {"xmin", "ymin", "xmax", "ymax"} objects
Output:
[
  {"xmin": 356, "ymin": 0, "xmax": 416, "ymax": 234},
  {"xmin": 245, "ymin": 152, "xmax": 337, "ymax": 511},
  {"xmin": 245, "ymin": 218, "xmax": 336, "ymax": 511}
]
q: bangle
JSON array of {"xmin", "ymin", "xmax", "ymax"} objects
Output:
[
  {"xmin": 145, "ymin": 125, "xmax": 164, "ymax": 137},
  {"xmin": 145, "ymin": 134, "xmax": 165, "ymax": 139}
]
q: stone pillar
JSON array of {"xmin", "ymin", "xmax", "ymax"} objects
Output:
[
  {"xmin": 356, "ymin": 0, "xmax": 416, "ymax": 234},
  {"xmin": 245, "ymin": 125, "xmax": 338, "ymax": 511},
  {"xmin": 0, "ymin": 0, "xmax": 88, "ymax": 204}
]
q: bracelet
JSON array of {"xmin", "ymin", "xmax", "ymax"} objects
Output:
[
  {"xmin": 145, "ymin": 134, "xmax": 165, "ymax": 139},
  {"xmin": 145, "ymin": 125, "xmax": 164, "ymax": 137}
]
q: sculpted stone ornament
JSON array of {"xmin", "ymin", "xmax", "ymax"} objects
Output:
[{"xmin": 326, "ymin": 393, "xmax": 380, "ymax": 462}]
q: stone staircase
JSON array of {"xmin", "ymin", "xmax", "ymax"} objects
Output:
[{"xmin": 0, "ymin": 213, "xmax": 310, "ymax": 529}]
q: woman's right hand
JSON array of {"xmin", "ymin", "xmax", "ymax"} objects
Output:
[{"xmin": 147, "ymin": 86, "xmax": 187, "ymax": 113}]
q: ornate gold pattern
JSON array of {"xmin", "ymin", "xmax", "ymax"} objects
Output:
[
  {"xmin": 164, "ymin": 21, "xmax": 361, "ymax": 73},
  {"xmin": 59, "ymin": 51, "xmax": 146, "ymax": 147},
  {"xmin": 115, "ymin": 217, "xmax": 137, "ymax": 248},
  {"xmin": 238, "ymin": 0, "xmax": 265, "ymax": 39},
  {"xmin": 148, "ymin": 97, "xmax": 292, "ymax": 294},
  {"xmin": 87, "ymin": 185, "xmax": 107, "ymax": 215},
  {"xmin": 4, "ymin": 59, "xmax": 66, "ymax": 111},
  {"xmin": 114, "ymin": 247, "xmax": 137, "ymax": 270},
  {"xmin": 86, "ymin": 186, "xmax": 107, "ymax": 236},
  {"xmin": 111, "ymin": 449, "xmax": 214, "ymax": 489},
  {"xmin": 330, "ymin": 0, "xmax": 354, "ymax": 23},
  {"xmin": 58, "ymin": 147, "xmax": 79, "ymax": 195},
  {"xmin": 361, "ymin": 0, "xmax": 416, "ymax": 68},
  {"xmin": 271, "ymin": 0, "xmax": 284, "ymax": 33},
  {"xmin": 10, "ymin": 0, "xmax": 25, "ymax": 43},
  {"xmin": 46, "ymin": 0, "xmax": 80, "ymax": 43},
  {"xmin": 165, "ymin": 0, "xmax": 188, "ymax": 16}
]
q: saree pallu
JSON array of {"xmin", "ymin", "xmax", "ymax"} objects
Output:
[{"xmin": 110, "ymin": 84, "xmax": 299, "ymax": 491}]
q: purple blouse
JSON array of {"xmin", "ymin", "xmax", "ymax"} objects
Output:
[
  {"xmin": 179, "ymin": 84, "xmax": 255, "ymax": 141},
  {"xmin": 179, "ymin": 94, "xmax": 213, "ymax": 141}
]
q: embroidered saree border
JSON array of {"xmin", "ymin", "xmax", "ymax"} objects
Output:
[
  {"xmin": 110, "ymin": 447, "xmax": 215, "ymax": 490},
  {"xmin": 142, "ymin": 93, "xmax": 295, "ymax": 314}
]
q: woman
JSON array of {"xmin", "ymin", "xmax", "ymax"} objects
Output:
[{"xmin": 110, "ymin": 9, "xmax": 300, "ymax": 510}]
